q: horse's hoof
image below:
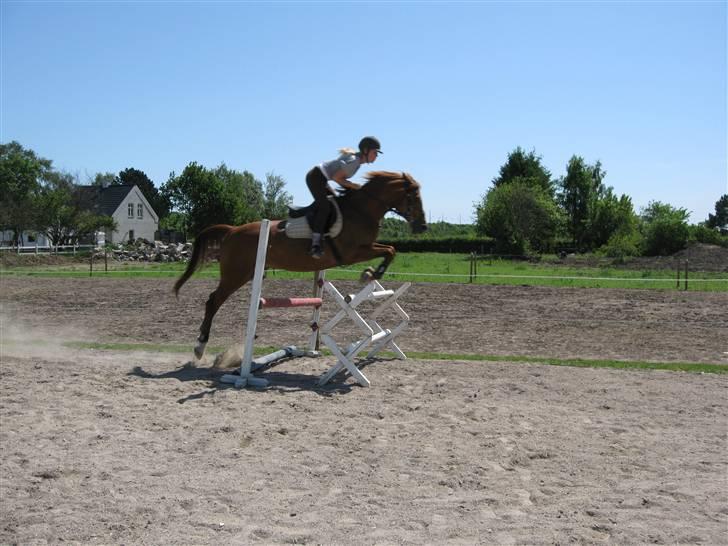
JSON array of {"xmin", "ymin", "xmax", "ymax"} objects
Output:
[
  {"xmin": 194, "ymin": 343, "xmax": 206, "ymax": 360},
  {"xmin": 360, "ymin": 267, "xmax": 374, "ymax": 283}
]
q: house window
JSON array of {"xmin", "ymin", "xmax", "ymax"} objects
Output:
[
  {"xmin": 137, "ymin": 204, "xmax": 143, "ymax": 219},
  {"xmin": 128, "ymin": 230, "xmax": 134, "ymax": 242},
  {"xmin": 128, "ymin": 203, "xmax": 134, "ymax": 218}
]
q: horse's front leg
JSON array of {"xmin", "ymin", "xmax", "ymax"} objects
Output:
[{"xmin": 353, "ymin": 243, "xmax": 396, "ymax": 282}]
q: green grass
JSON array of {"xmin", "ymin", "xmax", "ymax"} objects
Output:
[
  {"xmin": 44, "ymin": 340, "xmax": 728, "ymax": 374},
  {"xmin": 1, "ymin": 252, "xmax": 726, "ymax": 291},
  {"xmin": 406, "ymin": 351, "xmax": 726, "ymax": 374}
]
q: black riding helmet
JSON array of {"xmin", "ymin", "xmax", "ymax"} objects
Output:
[{"xmin": 359, "ymin": 136, "xmax": 383, "ymax": 154}]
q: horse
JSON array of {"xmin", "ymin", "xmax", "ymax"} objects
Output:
[{"xmin": 173, "ymin": 170, "xmax": 427, "ymax": 360}]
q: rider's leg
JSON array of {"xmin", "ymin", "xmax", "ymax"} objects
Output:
[
  {"xmin": 306, "ymin": 167, "xmax": 331, "ymax": 258},
  {"xmin": 310, "ymin": 202, "xmax": 330, "ymax": 258}
]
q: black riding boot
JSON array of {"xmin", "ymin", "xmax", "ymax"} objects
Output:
[
  {"xmin": 310, "ymin": 232, "xmax": 323, "ymax": 259},
  {"xmin": 310, "ymin": 198, "xmax": 330, "ymax": 258}
]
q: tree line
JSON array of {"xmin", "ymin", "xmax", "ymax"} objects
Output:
[
  {"xmin": 0, "ymin": 141, "xmax": 292, "ymax": 246},
  {"xmin": 471, "ymin": 147, "xmax": 727, "ymax": 257},
  {"xmin": 2, "ymin": 141, "xmax": 726, "ymax": 256}
]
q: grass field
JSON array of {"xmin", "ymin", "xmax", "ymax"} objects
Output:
[
  {"xmin": 0, "ymin": 339, "xmax": 719, "ymax": 374},
  {"xmin": 2, "ymin": 252, "xmax": 726, "ymax": 291}
]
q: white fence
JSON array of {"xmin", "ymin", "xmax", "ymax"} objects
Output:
[{"xmin": 0, "ymin": 244, "xmax": 96, "ymax": 255}]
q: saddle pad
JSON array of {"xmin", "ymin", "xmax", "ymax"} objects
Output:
[{"xmin": 283, "ymin": 198, "xmax": 343, "ymax": 240}]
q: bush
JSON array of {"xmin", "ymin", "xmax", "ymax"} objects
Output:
[
  {"xmin": 475, "ymin": 179, "xmax": 561, "ymax": 254},
  {"xmin": 642, "ymin": 219, "xmax": 688, "ymax": 255},
  {"xmin": 598, "ymin": 232, "xmax": 642, "ymax": 259},
  {"xmin": 640, "ymin": 202, "xmax": 690, "ymax": 256},
  {"xmin": 689, "ymin": 224, "xmax": 727, "ymax": 247},
  {"xmin": 376, "ymin": 237, "xmax": 495, "ymax": 253}
]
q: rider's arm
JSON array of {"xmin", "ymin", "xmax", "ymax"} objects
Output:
[{"xmin": 331, "ymin": 170, "xmax": 361, "ymax": 190}]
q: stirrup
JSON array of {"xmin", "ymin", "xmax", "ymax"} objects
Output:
[{"xmin": 310, "ymin": 244, "xmax": 323, "ymax": 259}]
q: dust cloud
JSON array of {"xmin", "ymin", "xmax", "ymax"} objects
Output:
[{"xmin": 0, "ymin": 312, "xmax": 83, "ymax": 360}]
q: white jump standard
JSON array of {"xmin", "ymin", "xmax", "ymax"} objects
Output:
[
  {"xmin": 218, "ymin": 218, "xmax": 411, "ymax": 389},
  {"xmin": 318, "ymin": 279, "xmax": 411, "ymax": 388},
  {"xmin": 220, "ymin": 219, "xmax": 324, "ymax": 388}
]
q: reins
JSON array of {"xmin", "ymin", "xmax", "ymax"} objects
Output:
[{"xmin": 358, "ymin": 175, "xmax": 415, "ymax": 221}]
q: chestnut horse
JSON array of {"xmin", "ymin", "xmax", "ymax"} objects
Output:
[{"xmin": 174, "ymin": 170, "xmax": 427, "ymax": 360}]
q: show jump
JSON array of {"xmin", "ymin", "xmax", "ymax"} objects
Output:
[
  {"xmin": 172, "ymin": 170, "xmax": 426, "ymax": 387},
  {"xmin": 219, "ymin": 219, "xmax": 412, "ymax": 388}
]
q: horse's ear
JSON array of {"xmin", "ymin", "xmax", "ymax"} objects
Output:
[{"xmin": 401, "ymin": 172, "xmax": 412, "ymax": 189}]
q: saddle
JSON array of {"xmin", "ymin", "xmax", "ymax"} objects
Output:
[{"xmin": 278, "ymin": 195, "xmax": 344, "ymax": 240}]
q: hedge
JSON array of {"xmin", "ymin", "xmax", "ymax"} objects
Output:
[{"xmin": 376, "ymin": 237, "xmax": 496, "ymax": 253}]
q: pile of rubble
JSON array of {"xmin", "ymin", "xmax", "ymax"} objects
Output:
[{"xmin": 95, "ymin": 240, "xmax": 194, "ymax": 262}]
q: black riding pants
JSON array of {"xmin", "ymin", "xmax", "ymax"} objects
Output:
[{"xmin": 306, "ymin": 167, "xmax": 333, "ymax": 234}]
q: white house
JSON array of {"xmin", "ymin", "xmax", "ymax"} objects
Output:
[
  {"xmin": 1, "ymin": 184, "xmax": 159, "ymax": 248},
  {"xmin": 0, "ymin": 230, "xmax": 50, "ymax": 247},
  {"xmin": 96, "ymin": 185, "xmax": 159, "ymax": 243}
]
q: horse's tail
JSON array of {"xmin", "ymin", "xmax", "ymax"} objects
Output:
[{"xmin": 173, "ymin": 224, "xmax": 232, "ymax": 296}]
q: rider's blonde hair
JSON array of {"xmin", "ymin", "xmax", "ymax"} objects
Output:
[{"xmin": 338, "ymin": 147, "xmax": 357, "ymax": 155}]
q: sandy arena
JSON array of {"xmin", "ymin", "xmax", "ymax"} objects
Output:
[{"xmin": 1, "ymin": 276, "xmax": 727, "ymax": 545}]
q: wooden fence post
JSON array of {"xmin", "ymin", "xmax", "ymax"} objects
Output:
[{"xmin": 676, "ymin": 260, "xmax": 680, "ymax": 289}]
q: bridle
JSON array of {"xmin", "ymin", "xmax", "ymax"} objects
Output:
[{"xmin": 362, "ymin": 172, "xmax": 419, "ymax": 223}]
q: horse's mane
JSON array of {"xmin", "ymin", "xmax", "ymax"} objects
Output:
[
  {"xmin": 338, "ymin": 171, "xmax": 405, "ymax": 199},
  {"xmin": 363, "ymin": 170, "xmax": 404, "ymax": 186}
]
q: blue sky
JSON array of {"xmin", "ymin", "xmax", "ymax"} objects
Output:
[{"xmin": 2, "ymin": 1, "xmax": 726, "ymax": 224}]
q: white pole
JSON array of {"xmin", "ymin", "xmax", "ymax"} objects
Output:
[{"xmin": 238, "ymin": 219, "xmax": 271, "ymax": 387}]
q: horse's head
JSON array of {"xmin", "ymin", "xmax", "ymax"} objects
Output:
[
  {"xmin": 362, "ymin": 171, "xmax": 428, "ymax": 234},
  {"xmin": 394, "ymin": 172, "xmax": 427, "ymax": 234}
]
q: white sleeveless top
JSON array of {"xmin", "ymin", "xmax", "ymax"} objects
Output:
[{"xmin": 319, "ymin": 153, "xmax": 362, "ymax": 180}]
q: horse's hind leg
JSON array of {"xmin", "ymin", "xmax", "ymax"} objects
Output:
[
  {"xmin": 192, "ymin": 224, "xmax": 263, "ymax": 360},
  {"xmin": 194, "ymin": 273, "xmax": 252, "ymax": 360},
  {"xmin": 194, "ymin": 290, "xmax": 220, "ymax": 359}
]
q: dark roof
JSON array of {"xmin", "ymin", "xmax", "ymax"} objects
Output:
[
  {"xmin": 97, "ymin": 185, "xmax": 134, "ymax": 216},
  {"xmin": 74, "ymin": 185, "xmax": 135, "ymax": 216}
]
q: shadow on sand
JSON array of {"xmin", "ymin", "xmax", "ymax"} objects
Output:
[{"xmin": 129, "ymin": 356, "xmax": 392, "ymax": 403}]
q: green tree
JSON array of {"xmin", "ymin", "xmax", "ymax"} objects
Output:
[
  {"xmin": 159, "ymin": 211, "xmax": 188, "ymax": 233},
  {"xmin": 35, "ymin": 172, "xmax": 115, "ymax": 246},
  {"xmin": 379, "ymin": 217, "xmax": 410, "ymax": 239},
  {"xmin": 162, "ymin": 163, "xmax": 222, "ymax": 236},
  {"xmin": 74, "ymin": 210, "xmax": 116, "ymax": 244},
  {"xmin": 557, "ymin": 156, "xmax": 611, "ymax": 250},
  {"xmin": 161, "ymin": 162, "xmax": 266, "ymax": 236},
  {"xmin": 34, "ymin": 173, "xmax": 75, "ymax": 245},
  {"xmin": 587, "ymin": 189, "xmax": 638, "ymax": 250},
  {"xmin": 214, "ymin": 164, "xmax": 264, "ymax": 225},
  {"xmin": 640, "ymin": 201, "xmax": 690, "ymax": 256},
  {"xmin": 117, "ymin": 167, "xmax": 170, "ymax": 219},
  {"xmin": 475, "ymin": 178, "xmax": 561, "ymax": 254},
  {"xmin": 557, "ymin": 157, "xmax": 639, "ymax": 252},
  {"xmin": 262, "ymin": 172, "xmax": 293, "ymax": 220},
  {"xmin": 706, "ymin": 194, "xmax": 728, "ymax": 230},
  {"xmin": 91, "ymin": 172, "xmax": 117, "ymax": 188},
  {"xmin": 0, "ymin": 141, "xmax": 53, "ymax": 245},
  {"xmin": 558, "ymin": 156, "xmax": 591, "ymax": 250},
  {"xmin": 492, "ymin": 147, "xmax": 554, "ymax": 196},
  {"xmin": 688, "ymin": 224, "xmax": 727, "ymax": 246}
]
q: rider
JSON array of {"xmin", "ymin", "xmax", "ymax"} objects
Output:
[{"xmin": 306, "ymin": 136, "xmax": 382, "ymax": 258}]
